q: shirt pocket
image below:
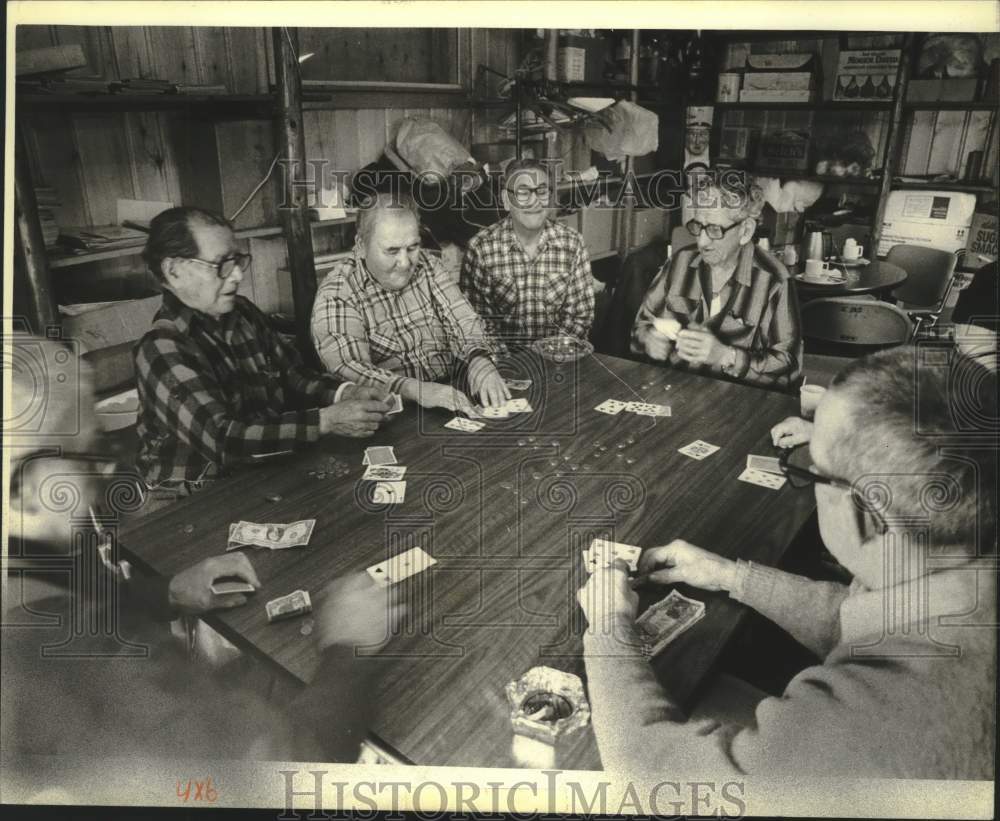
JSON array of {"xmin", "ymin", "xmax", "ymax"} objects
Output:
[
  {"xmin": 369, "ymin": 328, "xmax": 403, "ymax": 364},
  {"xmin": 717, "ymin": 313, "xmax": 756, "ymax": 346}
]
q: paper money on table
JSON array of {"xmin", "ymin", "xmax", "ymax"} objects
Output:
[
  {"xmin": 227, "ymin": 519, "xmax": 316, "ymax": 550},
  {"xmin": 265, "ymin": 589, "xmax": 312, "ymax": 623},
  {"xmin": 635, "ymin": 590, "xmax": 706, "ymax": 658}
]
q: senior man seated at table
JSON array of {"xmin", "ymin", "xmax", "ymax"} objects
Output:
[
  {"xmin": 133, "ymin": 206, "xmax": 392, "ymax": 497},
  {"xmin": 579, "ymin": 346, "xmax": 996, "ymax": 780},
  {"xmin": 631, "ymin": 171, "xmax": 802, "ymax": 390},
  {"xmin": 311, "ymin": 191, "xmax": 509, "ymax": 415},
  {"xmin": 460, "ymin": 158, "xmax": 595, "ymax": 342},
  {"xmin": 3, "ymin": 335, "xmax": 403, "ymax": 773}
]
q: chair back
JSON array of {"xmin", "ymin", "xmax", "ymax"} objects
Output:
[
  {"xmin": 596, "ymin": 241, "xmax": 667, "ymax": 357},
  {"xmin": 802, "ymin": 297, "xmax": 913, "ymax": 350},
  {"xmin": 886, "ymin": 244, "xmax": 958, "ymax": 311},
  {"xmin": 670, "ymin": 224, "xmax": 695, "ymax": 256}
]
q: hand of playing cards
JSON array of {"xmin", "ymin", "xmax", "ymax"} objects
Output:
[{"xmin": 227, "ymin": 519, "xmax": 316, "ymax": 551}]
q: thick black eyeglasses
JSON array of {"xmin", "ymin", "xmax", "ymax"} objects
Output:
[
  {"xmin": 686, "ymin": 218, "xmax": 743, "ymax": 241},
  {"xmin": 185, "ymin": 252, "xmax": 252, "ymax": 280},
  {"xmin": 507, "ymin": 184, "xmax": 551, "ymax": 205},
  {"xmin": 778, "ymin": 445, "xmax": 887, "ymax": 533}
]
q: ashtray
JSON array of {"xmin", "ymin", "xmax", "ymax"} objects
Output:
[
  {"xmin": 505, "ymin": 666, "xmax": 590, "ymax": 744},
  {"xmin": 531, "ymin": 335, "xmax": 594, "ymax": 363}
]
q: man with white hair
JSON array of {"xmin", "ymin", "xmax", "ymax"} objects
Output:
[
  {"xmin": 578, "ymin": 346, "xmax": 996, "ymax": 779},
  {"xmin": 632, "ymin": 171, "xmax": 802, "ymax": 390},
  {"xmin": 311, "ymin": 191, "xmax": 509, "ymax": 414}
]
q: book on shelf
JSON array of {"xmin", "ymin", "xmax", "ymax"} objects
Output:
[{"xmin": 59, "ymin": 225, "xmax": 149, "ymax": 251}]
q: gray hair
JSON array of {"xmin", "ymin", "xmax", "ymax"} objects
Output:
[
  {"xmin": 827, "ymin": 346, "xmax": 996, "ymax": 552},
  {"xmin": 355, "ymin": 191, "xmax": 420, "ymax": 247},
  {"xmin": 686, "ymin": 168, "xmax": 765, "ymax": 221}
]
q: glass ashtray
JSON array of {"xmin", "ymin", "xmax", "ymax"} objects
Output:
[{"xmin": 531, "ymin": 335, "xmax": 594, "ymax": 363}]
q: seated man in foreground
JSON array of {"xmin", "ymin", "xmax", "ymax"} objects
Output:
[
  {"xmin": 311, "ymin": 192, "xmax": 508, "ymax": 414},
  {"xmin": 579, "ymin": 346, "xmax": 996, "ymax": 779},
  {"xmin": 460, "ymin": 159, "xmax": 595, "ymax": 342},
  {"xmin": 631, "ymin": 171, "xmax": 802, "ymax": 390},
  {"xmin": 3, "ymin": 335, "xmax": 402, "ymax": 777},
  {"xmin": 134, "ymin": 207, "xmax": 392, "ymax": 493}
]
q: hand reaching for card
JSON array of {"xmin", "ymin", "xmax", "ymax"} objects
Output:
[
  {"xmin": 168, "ymin": 553, "xmax": 262, "ymax": 615},
  {"xmin": 770, "ymin": 416, "xmax": 814, "ymax": 449},
  {"xmin": 635, "ymin": 539, "xmax": 737, "ymax": 593},
  {"xmin": 467, "ymin": 356, "xmax": 511, "ymax": 408},
  {"xmin": 576, "ymin": 561, "xmax": 639, "ymax": 633},
  {"xmin": 319, "ymin": 398, "xmax": 390, "ymax": 438},
  {"xmin": 314, "ymin": 573, "xmax": 407, "ymax": 651},
  {"xmin": 676, "ymin": 326, "xmax": 728, "ymax": 368},
  {"xmin": 412, "ymin": 380, "xmax": 476, "ymax": 416}
]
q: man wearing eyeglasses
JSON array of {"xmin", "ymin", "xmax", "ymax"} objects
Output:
[
  {"xmin": 133, "ymin": 207, "xmax": 392, "ymax": 496},
  {"xmin": 631, "ymin": 172, "xmax": 802, "ymax": 390},
  {"xmin": 460, "ymin": 159, "xmax": 595, "ymax": 342},
  {"xmin": 578, "ymin": 346, "xmax": 996, "ymax": 779}
]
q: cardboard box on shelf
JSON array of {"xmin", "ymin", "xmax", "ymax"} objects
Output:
[
  {"xmin": 965, "ymin": 210, "xmax": 997, "ymax": 269},
  {"xmin": 60, "ymin": 294, "xmax": 162, "ymax": 353},
  {"xmin": 834, "ymin": 49, "xmax": 900, "ymax": 101},
  {"xmin": 878, "ymin": 189, "xmax": 978, "ymax": 256}
]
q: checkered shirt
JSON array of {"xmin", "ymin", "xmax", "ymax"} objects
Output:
[
  {"xmin": 134, "ymin": 290, "xmax": 343, "ymax": 485},
  {"xmin": 460, "ymin": 216, "xmax": 595, "ymax": 342},
  {"xmin": 310, "ymin": 249, "xmax": 498, "ymax": 393},
  {"xmin": 631, "ymin": 244, "xmax": 803, "ymax": 390}
]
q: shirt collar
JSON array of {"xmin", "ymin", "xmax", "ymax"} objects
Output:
[
  {"xmin": 159, "ymin": 288, "xmax": 236, "ymax": 334},
  {"xmin": 501, "ymin": 214, "xmax": 558, "ymax": 255},
  {"xmin": 839, "ymin": 562, "xmax": 986, "ymax": 644}
]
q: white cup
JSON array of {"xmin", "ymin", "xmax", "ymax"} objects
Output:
[
  {"xmin": 804, "ymin": 258, "xmax": 833, "ymax": 277},
  {"xmin": 842, "ymin": 239, "xmax": 864, "ymax": 260},
  {"xmin": 799, "ymin": 384, "xmax": 826, "ymax": 419}
]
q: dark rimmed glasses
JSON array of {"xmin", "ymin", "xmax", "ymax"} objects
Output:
[
  {"xmin": 184, "ymin": 252, "xmax": 252, "ymax": 280},
  {"xmin": 506, "ymin": 183, "xmax": 551, "ymax": 206},
  {"xmin": 685, "ymin": 218, "xmax": 744, "ymax": 241},
  {"xmin": 778, "ymin": 445, "xmax": 888, "ymax": 534}
]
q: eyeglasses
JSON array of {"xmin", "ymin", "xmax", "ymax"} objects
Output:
[
  {"xmin": 686, "ymin": 218, "xmax": 743, "ymax": 241},
  {"xmin": 778, "ymin": 445, "xmax": 887, "ymax": 534},
  {"xmin": 184, "ymin": 252, "xmax": 252, "ymax": 280},
  {"xmin": 507, "ymin": 184, "xmax": 551, "ymax": 205}
]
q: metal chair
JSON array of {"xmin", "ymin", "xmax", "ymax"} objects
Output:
[
  {"xmin": 801, "ymin": 296, "xmax": 914, "ymax": 357},
  {"xmin": 885, "ymin": 244, "xmax": 959, "ymax": 335}
]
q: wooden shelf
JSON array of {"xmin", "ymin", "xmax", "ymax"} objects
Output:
[
  {"xmin": 18, "ymin": 92, "xmax": 275, "ymax": 117},
  {"xmin": 48, "ymin": 216, "xmax": 357, "ymax": 269},
  {"xmin": 715, "ymin": 101, "xmax": 892, "ymax": 111},
  {"xmin": 904, "ymin": 101, "xmax": 998, "ymax": 112},
  {"xmin": 891, "ymin": 181, "xmax": 997, "ymax": 194}
]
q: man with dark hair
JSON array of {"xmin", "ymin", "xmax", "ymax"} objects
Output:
[
  {"xmin": 3, "ymin": 336, "xmax": 402, "ymax": 779},
  {"xmin": 311, "ymin": 192, "xmax": 509, "ymax": 413},
  {"xmin": 579, "ymin": 346, "xmax": 996, "ymax": 779},
  {"xmin": 460, "ymin": 159, "xmax": 595, "ymax": 342},
  {"xmin": 632, "ymin": 172, "xmax": 802, "ymax": 390},
  {"xmin": 134, "ymin": 206, "xmax": 392, "ymax": 494}
]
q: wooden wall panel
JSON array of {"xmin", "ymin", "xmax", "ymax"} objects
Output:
[
  {"xmin": 122, "ymin": 112, "xmax": 183, "ymax": 206},
  {"xmin": 224, "ymin": 27, "xmax": 271, "ymax": 93},
  {"xmin": 51, "ymin": 25, "xmax": 115, "ymax": 78},
  {"xmin": 72, "ymin": 114, "xmax": 136, "ymax": 226}
]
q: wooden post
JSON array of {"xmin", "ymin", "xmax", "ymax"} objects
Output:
[
  {"xmin": 618, "ymin": 29, "xmax": 642, "ymax": 260},
  {"xmin": 871, "ymin": 32, "xmax": 915, "ymax": 258},
  {"xmin": 14, "ymin": 125, "xmax": 59, "ymax": 332},
  {"xmin": 272, "ymin": 27, "xmax": 319, "ymax": 363}
]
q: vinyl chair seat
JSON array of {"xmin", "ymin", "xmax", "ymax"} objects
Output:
[{"xmin": 801, "ymin": 296, "xmax": 913, "ymax": 357}]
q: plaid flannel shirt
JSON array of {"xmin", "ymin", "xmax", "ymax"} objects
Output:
[
  {"xmin": 631, "ymin": 244, "xmax": 803, "ymax": 390},
  {"xmin": 311, "ymin": 249, "xmax": 498, "ymax": 394},
  {"xmin": 134, "ymin": 290, "xmax": 344, "ymax": 485},
  {"xmin": 460, "ymin": 216, "xmax": 595, "ymax": 342}
]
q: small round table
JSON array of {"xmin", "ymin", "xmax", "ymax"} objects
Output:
[{"xmin": 793, "ymin": 260, "xmax": 909, "ymax": 298}]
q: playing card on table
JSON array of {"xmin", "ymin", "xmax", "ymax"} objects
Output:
[
  {"xmin": 363, "ymin": 446, "xmax": 397, "ymax": 466},
  {"xmin": 445, "ymin": 417, "xmax": 485, "ymax": 432},
  {"xmin": 265, "ymin": 589, "xmax": 312, "ymax": 623},
  {"xmin": 387, "ymin": 393, "xmax": 404, "ymax": 415},
  {"xmin": 635, "ymin": 590, "xmax": 706, "ymax": 657},
  {"xmin": 678, "ymin": 440, "xmax": 720, "ymax": 460},
  {"xmin": 747, "ymin": 454, "xmax": 783, "ymax": 475},
  {"xmin": 627, "ymin": 402, "xmax": 671, "ymax": 417},
  {"xmin": 366, "ymin": 546, "xmax": 437, "ymax": 587},
  {"xmin": 585, "ymin": 538, "xmax": 642, "ymax": 573},
  {"xmin": 594, "ymin": 399, "xmax": 626, "ymax": 415},
  {"xmin": 505, "ymin": 378, "xmax": 532, "ymax": 391},
  {"xmin": 363, "ymin": 464, "xmax": 407, "ymax": 481},
  {"xmin": 210, "ymin": 580, "xmax": 256, "ymax": 595},
  {"xmin": 372, "ymin": 480, "xmax": 406, "ymax": 504},
  {"xmin": 737, "ymin": 467, "xmax": 787, "ymax": 490},
  {"xmin": 504, "ymin": 398, "xmax": 532, "ymax": 414},
  {"xmin": 481, "ymin": 405, "xmax": 510, "ymax": 419}
]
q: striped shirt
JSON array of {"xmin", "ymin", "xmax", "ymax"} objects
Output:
[
  {"xmin": 310, "ymin": 249, "xmax": 497, "ymax": 394},
  {"xmin": 631, "ymin": 244, "xmax": 802, "ymax": 390},
  {"xmin": 460, "ymin": 216, "xmax": 595, "ymax": 342},
  {"xmin": 134, "ymin": 290, "xmax": 344, "ymax": 485}
]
